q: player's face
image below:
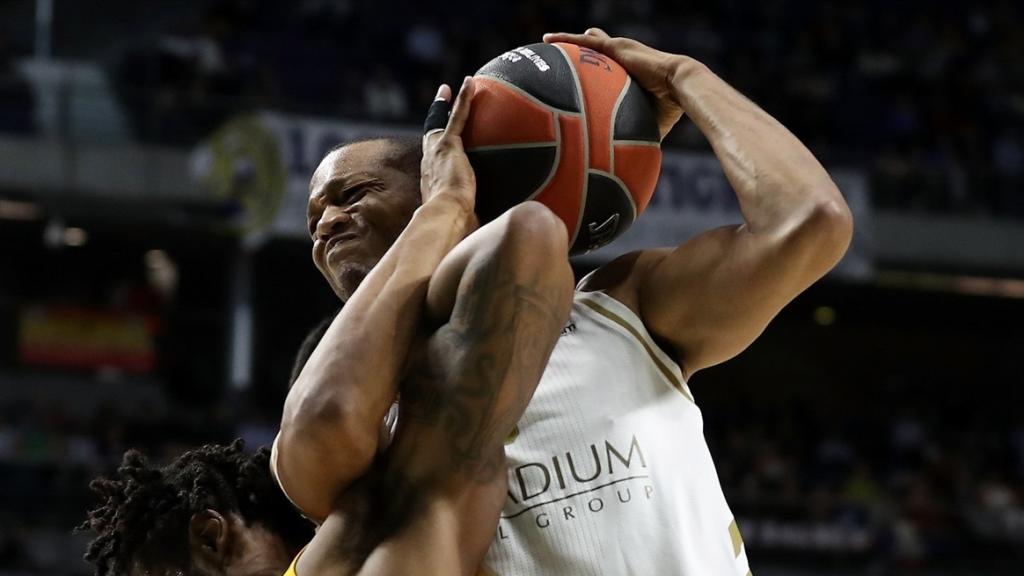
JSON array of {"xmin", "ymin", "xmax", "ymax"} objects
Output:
[
  {"xmin": 128, "ymin": 515, "xmax": 296, "ymax": 576},
  {"xmin": 308, "ymin": 141, "xmax": 420, "ymax": 301}
]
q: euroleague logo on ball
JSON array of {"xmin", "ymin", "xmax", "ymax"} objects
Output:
[
  {"xmin": 499, "ymin": 46, "xmax": 552, "ymax": 71},
  {"xmin": 465, "ymin": 42, "xmax": 662, "ymax": 255},
  {"xmin": 500, "ymin": 46, "xmax": 614, "ymax": 75}
]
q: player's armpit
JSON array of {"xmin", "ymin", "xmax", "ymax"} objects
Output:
[{"xmin": 634, "ymin": 198, "xmax": 851, "ymax": 377}]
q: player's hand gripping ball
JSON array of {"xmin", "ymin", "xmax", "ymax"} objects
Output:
[{"xmin": 463, "ymin": 42, "xmax": 662, "ymax": 255}]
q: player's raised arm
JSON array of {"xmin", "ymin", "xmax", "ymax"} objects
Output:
[
  {"xmin": 293, "ymin": 83, "xmax": 575, "ymax": 575},
  {"xmin": 546, "ymin": 29, "xmax": 853, "ymax": 377},
  {"xmin": 276, "ymin": 80, "xmax": 479, "ymax": 522}
]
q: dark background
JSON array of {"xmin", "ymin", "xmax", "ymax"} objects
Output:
[{"xmin": 1, "ymin": 1, "xmax": 1022, "ymax": 574}]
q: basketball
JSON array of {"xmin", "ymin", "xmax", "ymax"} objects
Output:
[{"xmin": 463, "ymin": 42, "xmax": 662, "ymax": 255}]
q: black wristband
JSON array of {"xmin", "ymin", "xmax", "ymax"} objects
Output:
[{"xmin": 423, "ymin": 98, "xmax": 451, "ymax": 134}]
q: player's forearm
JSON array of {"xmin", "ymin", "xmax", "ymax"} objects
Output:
[
  {"xmin": 283, "ymin": 195, "xmax": 473, "ymax": 462},
  {"xmin": 385, "ymin": 203, "xmax": 574, "ymax": 486},
  {"xmin": 669, "ymin": 59, "xmax": 851, "ymax": 238}
]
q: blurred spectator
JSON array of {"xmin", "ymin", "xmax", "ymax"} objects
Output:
[
  {"xmin": 63, "ymin": 0, "xmax": 1023, "ymax": 218},
  {"xmin": 0, "ymin": 336, "xmax": 1021, "ymax": 573},
  {"xmin": 2, "ymin": 0, "xmax": 1018, "ymax": 217}
]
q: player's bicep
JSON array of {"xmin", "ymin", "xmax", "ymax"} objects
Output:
[{"xmin": 638, "ymin": 218, "xmax": 846, "ymax": 374}]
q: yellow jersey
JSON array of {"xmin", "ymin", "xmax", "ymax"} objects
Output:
[{"xmin": 283, "ymin": 549, "xmax": 301, "ymax": 576}]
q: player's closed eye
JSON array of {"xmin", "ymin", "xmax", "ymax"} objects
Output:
[
  {"xmin": 307, "ymin": 186, "xmax": 375, "ymax": 237},
  {"xmin": 341, "ymin": 186, "xmax": 369, "ymax": 206}
]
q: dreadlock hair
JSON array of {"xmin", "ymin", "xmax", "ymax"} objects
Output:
[{"xmin": 79, "ymin": 439, "xmax": 314, "ymax": 576}]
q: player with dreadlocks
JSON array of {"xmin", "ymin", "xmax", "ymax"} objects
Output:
[
  {"xmin": 78, "ymin": 441, "xmax": 313, "ymax": 575},
  {"xmin": 80, "ymin": 78, "xmax": 575, "ymax": 576}
]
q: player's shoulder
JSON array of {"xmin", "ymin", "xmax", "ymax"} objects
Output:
[{"xmin": 577, "ymin": 248, "xmax": 670, "ymax": 295}]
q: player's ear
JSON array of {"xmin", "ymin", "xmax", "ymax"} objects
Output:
[{"xmin": 188, "ymin": 509, "xmax": 230, "ymax": 569}]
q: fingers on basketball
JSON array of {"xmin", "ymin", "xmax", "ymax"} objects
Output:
[
  {"xmin": 543, "ymin": 29, "xmax": 617, "ymax": 53},
  {"xmin": 423, "ymin": 84, "xmax": 452, "ymax": 149},
  {"xmin": 447, "ymin": 77, "xmax": 475, "ymax": 136}
]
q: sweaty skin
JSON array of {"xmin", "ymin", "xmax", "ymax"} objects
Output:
[
  {"xmin": 280, "ymin": 80, "xmax": 575, "ymax": 575},
  {"xmin": 282, "ymin": 28, "xmax": 853, "ymax": 576},
  {"xmin": 308, "ymin": 142, "xmax": 423, "ymax": 302},
  {"xmin": 544, "ymin": 28, "xmax": 853, "ymax": 378}
]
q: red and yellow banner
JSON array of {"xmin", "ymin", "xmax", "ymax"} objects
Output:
[{"xmin": 18, "ymin": 306, "xmax": 157, "ymax": 372}]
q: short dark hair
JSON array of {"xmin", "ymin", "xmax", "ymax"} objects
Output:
[
  {"xmin": 288, "ymin": 310, "xmax": 340, "ymax": 388},
  {"xmin": 79, "ymin": 440, "xmax": 313, "ymax": 576},
  {"xmin": 329, "ymin": 136, "xmax": 422, "ymax": 180}
]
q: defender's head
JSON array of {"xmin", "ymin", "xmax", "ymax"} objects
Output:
[
  {"xmin": 308, "ymin": 137, "xmax": 423, "ymax": 301},
  {"xmin": 80, "ymin": 440, "xmax": 313, "ymax": 576}
]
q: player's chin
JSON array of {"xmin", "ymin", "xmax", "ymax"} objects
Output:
[
  {"xmin": 323, "ymin": 237, "xmax": 388, "ymax": 300},
  {"xmin": 331, "ymin": 261, "xmax": 374, "ymax": 302}
]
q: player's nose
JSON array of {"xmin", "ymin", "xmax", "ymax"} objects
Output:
[{"xmin": 315, "ymin": 205, "xmax": 352, "ymax": 240}]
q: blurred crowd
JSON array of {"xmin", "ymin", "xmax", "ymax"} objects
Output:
[
  {"xmin": 2, "ymin": 1, "xmax": 1024, "ymax": 574},
  {"xmin": 709, "ymin": 402, "xmax": 1024, "ymax": 572},
  {"xmin": 0, "ymin": 385, "xmax": 1021, "ymax": 574},
  {"xmin": 0, "ymin": 0, "xmax": 1022, "ymax": 216}
]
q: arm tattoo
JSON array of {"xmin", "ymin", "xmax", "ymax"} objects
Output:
[
  {"xmin": 400, "ymin": 251, "xmax": 566, "ymax": 483},
  {"xmin": 338, "ymin": 249, "xmax": 569, "ymax": 567}
]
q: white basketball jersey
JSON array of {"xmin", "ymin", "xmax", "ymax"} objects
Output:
[{"xmin": 483, "ymin": 290, "xmax": 751, "ymax": 576}]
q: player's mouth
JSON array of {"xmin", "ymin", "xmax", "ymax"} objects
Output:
[{"xmin": 325, "ymin": 232, "xmax": 360, "ymax": 256}]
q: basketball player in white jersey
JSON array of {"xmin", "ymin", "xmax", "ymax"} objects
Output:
[{"xmin": 279, "ymin": 29, "xmax": 853, "ymax": 575}]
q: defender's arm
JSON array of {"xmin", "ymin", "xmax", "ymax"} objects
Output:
[
  {"xmin": 276, "ymin": 82, "xmax": 478, "ymax": 522},
  {"xmin": 359, "ymin": 202, "xmax": 574, "ymax": 575}
]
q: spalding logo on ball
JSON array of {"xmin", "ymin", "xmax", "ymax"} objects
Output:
[{"xmin": 463, "ymin": 42, "xmax": 662, "ymax": 255}]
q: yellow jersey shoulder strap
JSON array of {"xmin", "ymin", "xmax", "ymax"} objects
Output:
[{"xmin": 283, "ymin": 547, "xmax": 304, "ymax": 576}]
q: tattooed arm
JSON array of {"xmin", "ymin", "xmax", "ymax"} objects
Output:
[
  {"xmin": 371, "ymin": 202, "xmax": 574, "ymax": 575},
  {"xmin": 277, "ymin": 81, "xmax": 478, "ymax": 522},
  {"xmin": 298, "ymin": 201, "xmax": 575, "ymax": 576}
]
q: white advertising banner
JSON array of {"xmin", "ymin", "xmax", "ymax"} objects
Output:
[
  {"xmin": 582, "ymin": 150, "xmax": 873, "ymax": 279},
  {"xmin": 195, "ymin": 112, "xmax": 871, "ymax": 278}
]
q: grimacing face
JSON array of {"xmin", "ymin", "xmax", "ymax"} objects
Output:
[{"xmin": 307, "ymin": 140, "xmax": 421, "ymax": 301}]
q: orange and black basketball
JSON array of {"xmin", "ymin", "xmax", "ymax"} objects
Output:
[{"xmin": 463, "ymin": 42, "xmax": 662, "ymax": 255}]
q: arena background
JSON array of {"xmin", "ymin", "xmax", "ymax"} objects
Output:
[{"xmin": 1, "ymin": 1, "xmax": 1023, "ymax": 574}]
